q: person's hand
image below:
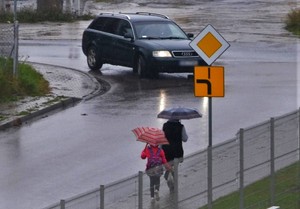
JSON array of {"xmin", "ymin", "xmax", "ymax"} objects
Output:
[{"xmin": 165, "ymin": 163, "xmax": 172, "ymax": 171}]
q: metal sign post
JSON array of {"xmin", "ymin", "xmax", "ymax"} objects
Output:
[
  {"xmin": 190, "ymin": 24, "xmax": 230, "ymax": 209},
  {"xmin": 207, "ymin": 96, "xmax": 213, "ymax": 208},
  {"xmin": 193, "ymin": 65, "xmax": 224, "ymax": 208}
]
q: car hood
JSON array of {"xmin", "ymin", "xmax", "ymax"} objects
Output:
[{"xmin": 137, "ymin": 39, "xmax": 194, "ymax": 50}]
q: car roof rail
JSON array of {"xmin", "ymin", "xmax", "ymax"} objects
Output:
[
  {"xmin": 98, "ymin": 12, "xmax": 132, "ymax": 20},
  {"xmin": 98, "ymin": 12, "xmax": 169, "ymax": 20},
  {"xmin": 117, "ymin": 12, "xmax": 131, "ymax": 19},
  {"xmin": 135, "ymin": 12, "xmax": 169, "ymax": 19},
  {"xmin": 99, "ymin": 12, "xmax": 115, "ymax": 16}
]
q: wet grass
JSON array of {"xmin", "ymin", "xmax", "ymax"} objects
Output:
[
  {"xmin": 0, "ymin": 57, "xmax": 50, "ymax": 103},
  {"xmin": 199, "ymin": 162, "xmax": 300, "ymax": 209},
  {"xmin": 0, "ymin": 8, "xmax": 94, "ymax": 23},
  {"xmin": 285, "ymin": 8, "xmax": 300, "ymax": 37}
]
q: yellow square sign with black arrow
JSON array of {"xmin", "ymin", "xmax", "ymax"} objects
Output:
[{"xmin": 194, "ymin": 66, "xmax": 224, "ymax": 97}]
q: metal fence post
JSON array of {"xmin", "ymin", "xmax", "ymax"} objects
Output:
[
  {"xmin": 60, "ymin": 199, "xmax": 65, "ymax": 209},
  {"xmin": 138, "ymin": 171, "xmax": 143, "ymax": 209},
  {"xmin": 296, "ymin": 107, "xmax": 300, "ymax": 207},
  {"xmin": 100, "ymin": 185, "xmax": 104, "ymax": 209},
  {"xmin": 270, "ymin": 117, "xmax": 275, "ymax": 205},
  {"xmin": 239, "ymin": 128, "xmax": 244, "ymax": 209},
  {"xmin": 174, "ymin": 158, "xmax": 179, "ymax": 209},
  {"xmin": 13, "ymin": 20, "xmax": 19, "ymax": 77},
  {"xmin": 298, "ymin": 107, "xmax": 300, "ymax": 166}
]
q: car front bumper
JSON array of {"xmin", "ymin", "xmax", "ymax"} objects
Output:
[{"xmin": 150, "ymin": 57, "xmax": 206, "ymax": 73}]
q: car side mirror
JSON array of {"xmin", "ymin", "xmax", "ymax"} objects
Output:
[
  {"xmin": 124, "ymin": 33, "xmax": 134, "ymax": 40},
  {"xmin": 187, "ymin": 33, "xmax": 194, "ymax": 38}
]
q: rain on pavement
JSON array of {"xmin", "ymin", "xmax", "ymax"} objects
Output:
[{"xmin": 0, "ymin": 0, "xmax": 299, "ymax": 208}]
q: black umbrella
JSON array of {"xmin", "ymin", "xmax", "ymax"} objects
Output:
[{"xmin": 157, "ymin": 107, "xmax": 202, "ymax": 120}]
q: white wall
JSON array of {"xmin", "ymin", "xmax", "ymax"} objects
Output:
[{"xmin": 3, "ymin": 0, "xmax": 87, "ymax": 14}]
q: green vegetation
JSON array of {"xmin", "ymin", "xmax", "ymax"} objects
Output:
[
  {"xmin": 0, "ymin": 57, "xmax": 50, "ymax": 103},
  {"xmin": 199, "ymin": 162, "xmax": 299, "ymax": 209},
  {"xmin": 285, "ymin": 8, "xmax": 300, "ymax": 36},
  {"xmin": 0, "ymin": 8, "xmax": 94, "ymax": 23}
]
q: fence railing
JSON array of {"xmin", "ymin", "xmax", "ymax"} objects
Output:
[{"xmin": 43, "ymin": 109, "xmax": 300, "ymax": 209}]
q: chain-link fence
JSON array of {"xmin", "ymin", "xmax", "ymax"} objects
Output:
[
  {"xmin": 0, "ymin": 22, "xmax": 19, "ymax": 75},
  {"xmin": 42, "ymin": 109, "xmax": 300, "ymax": 209},
  {"xmin": 0, "ymin": 23, "xmax": 15, "ymax": 57}
]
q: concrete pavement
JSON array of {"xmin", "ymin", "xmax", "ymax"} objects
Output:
[{"xmin": 0, "ymin": 62, "xmax": 103, "ymax": 130}]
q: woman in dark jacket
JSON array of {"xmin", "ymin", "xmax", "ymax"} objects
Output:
[
  {"xmin": 162, "ymin": 119, "xmax": 188, "ymax": 191},
  {"xmin": 162, "ymin": 119, "xmax": 188, "ymax": 162}
]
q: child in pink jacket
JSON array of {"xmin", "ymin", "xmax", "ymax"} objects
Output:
[{"xmin": 141, "ymin": 144, "xmax": 171, "ymax": 202}]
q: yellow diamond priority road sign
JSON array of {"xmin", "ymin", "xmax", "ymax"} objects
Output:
[{"xmin": 190, "ymin": 25, "xmax": 230, "ymax": 65}]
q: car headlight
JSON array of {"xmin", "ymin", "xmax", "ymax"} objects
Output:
[{"xmin": 152, "ymin": 51, "xmax": 172, "ymax": 58}]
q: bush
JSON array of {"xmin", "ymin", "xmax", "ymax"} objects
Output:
[
  {"xmin": 285, "ymin": 8, "xmax": 300, "ymax": 36},
  {"xmin": 0, "ymin": 7, "xmax": 95, "ymax": 23},
  {"xmin": 0, "ymin": 57, "xmax": 50, "ymax": 103}
]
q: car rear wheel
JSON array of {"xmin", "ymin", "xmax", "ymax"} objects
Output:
[{"xmin": 87, "ymin": 46, "xmax": 103, "ymax": 71}]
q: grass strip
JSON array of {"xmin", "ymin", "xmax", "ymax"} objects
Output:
[
  {"xmin": 199, "ymin": 162, "xmax": 299, "ymax": 209},
  {"xmin": 0, "ymin": 57, "xmax": 50, "ymax": 103}
]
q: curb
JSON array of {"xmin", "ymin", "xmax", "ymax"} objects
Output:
[
  {"xmin": 29, "ymin": 62, "xmax": 104, "ymax": 101},
  {"xmin": 0, "ymin": 62, "xmax": 109, "ymax": 131},
  {"xmin": 0, "ymin": 97, "xmax": 81, "ymax": 131}
]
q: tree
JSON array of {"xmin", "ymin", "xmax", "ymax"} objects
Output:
[
  {"xmin": 0, "ymin": 0, "xmax": 5, "ymax": 13},
  {"xmin": 37, "ymin": 0, "xmax": 63, "ymax": 13},
  {"xmin": 65, "ymin": 0, "xmax": 71, "ymax": 13}
]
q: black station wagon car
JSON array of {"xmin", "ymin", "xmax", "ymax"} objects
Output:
[{"xmin": 82, "ymin": 12, "xmax": 206, "ymax": 78}]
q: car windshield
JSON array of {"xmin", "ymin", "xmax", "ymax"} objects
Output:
[{"xmin": 133, "ymin": 21, "xmax": 188, "ymax": 40}]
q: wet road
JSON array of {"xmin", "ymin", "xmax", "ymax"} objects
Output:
[{"xmin": 1, "ymin": 0, "xmax": 300, "ymax": 208}]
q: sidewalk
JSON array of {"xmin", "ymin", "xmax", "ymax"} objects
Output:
[{"xmin": 0, "ymin": 62, "xmax": 102, "ymax": 130}]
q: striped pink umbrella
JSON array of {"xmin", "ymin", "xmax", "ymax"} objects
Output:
[{"xmin": 132, "ymin": 127, "xmax": 169, "ymax": 146}]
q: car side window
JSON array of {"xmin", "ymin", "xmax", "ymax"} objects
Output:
[
  {"xmin": 89, "ymin": 17, "xmax": 105, "ymax": 31},
  {"xmin": 102, "ymin": 18, "xmax": 120, "ymax": 34},
  {"xmin": 116, "ymin": 20, "xmax": 133, "ymax": 37}
]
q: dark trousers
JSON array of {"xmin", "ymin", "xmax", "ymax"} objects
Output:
[{"xmin": 149, "ymin": 176, "xmax": 160, "ymax": 197}]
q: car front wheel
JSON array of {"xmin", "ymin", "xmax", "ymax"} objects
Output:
[
  {"xmin": 87, "ymin": 46, "xmax": 103, "ymax": 71},
  {"xmin": 137, "ymin": 55, "xmax": 147, "ymax": 78}
]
